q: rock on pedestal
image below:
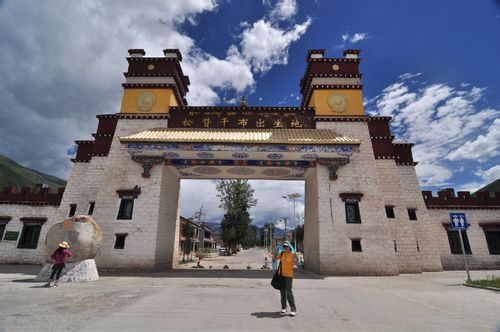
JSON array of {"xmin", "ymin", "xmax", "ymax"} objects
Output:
[{"xmin": 35, "ymin": 259, "xmax": 99, "ymax": 282}]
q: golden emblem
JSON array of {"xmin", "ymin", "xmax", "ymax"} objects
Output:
[
  {"xmin": 136, "ymin": 92, "xmax": 156, "ymax": 112},
  {"xmin": 327, "ymin": 93, "xmax": 347, "ymax": 113}
]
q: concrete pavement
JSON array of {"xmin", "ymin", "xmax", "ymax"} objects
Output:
[{"xmin": 0, "ymin": 257, "xmax": 499, "ymax": 331}]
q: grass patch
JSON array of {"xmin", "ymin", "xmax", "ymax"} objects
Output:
[{"xmin": 467, "ymin": 275, "xmax": 500, "ymax": 288}]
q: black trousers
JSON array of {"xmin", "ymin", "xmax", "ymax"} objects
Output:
[
  {"xmin": 50, "ymin": 263, "xmax": 65, "ymax": 280},
  {"xmin": 280, "ymin": 276, "xmax": 296, "ymax": 311}
]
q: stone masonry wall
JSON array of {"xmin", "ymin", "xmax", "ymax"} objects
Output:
[
  {"xmin": 90, "ymin": 117, "xmax": 171, "ymax": 271},
  {"xmin": 0, "ymin": 204, "xmax": 59, "ymax": 264},
  {"xmin": 304, "ymin": 167, "xmax": 320, "ymax": 273},
  {"xmin": 154, "ymin": 166, "xmax": 180, "ymax": 269},
  {"xmin": 375, "ymin": 159, "xmax": 422, "ymax": 273},
  {"xmin": 395, "ymin": 166, "xmax": 442, "ymax": 272},
  {"xmin": 315, "ymin": 121, "xmax": 398, "ymax": 275},
  {"xmin": 427, "ymin": 208, "xmax": 500, "ymax": 270}
]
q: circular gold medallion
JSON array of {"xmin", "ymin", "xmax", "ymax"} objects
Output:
[
  {"xmin": 332, "ymin": 64, "xmax": 340, "ymax": 71},
  {"xmin": 147, "ymin": 64, "xmax": 155, "ymax": 70},
  {"xmin": 136, "ymin": 92, "xmax": 156, "ymax": 112},
  {"xmin": 327, "ymin": 93, "xmax": 347, "ymax": 113}
]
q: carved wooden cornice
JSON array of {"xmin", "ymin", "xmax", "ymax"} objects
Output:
[{"xmin": 317, "ymin": 157, "xmax": 350, "ymax": 180}]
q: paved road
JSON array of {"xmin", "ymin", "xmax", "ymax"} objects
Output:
[
  {"xmin": 179, "ymin": 247, "xmax": 271, "ymax": 270},
  {"xmin": 1, "ymin": 264, "xmax": 499, "ymax": 331}
]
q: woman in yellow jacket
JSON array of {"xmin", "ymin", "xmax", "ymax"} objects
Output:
[{"xmin": 274, "ymin": 241, "xmax": 298, "ymax": 316}]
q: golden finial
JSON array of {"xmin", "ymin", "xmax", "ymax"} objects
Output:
[{"xmin": 240, "ymin": 96, "xmax": 248, "ymax": 108}]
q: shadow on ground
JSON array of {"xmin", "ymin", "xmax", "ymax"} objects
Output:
[{"xmin": 251, "ymin": 312, "xmax": 289, "ymax": 319}]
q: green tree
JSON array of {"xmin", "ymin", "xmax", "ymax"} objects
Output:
[
  {"xmin": 292, "ymin": 224, "xmax": 304, "ymax": 251},
  {"xmin": 242, "ymin": 224, "xmax": 258, "ymax": 249},
  {"xmin": 216, "ymin": 180, "xmax": 257, "ymax": 254}
]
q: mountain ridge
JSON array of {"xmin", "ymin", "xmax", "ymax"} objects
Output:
[{"xmin": 0, "ymin": 154, "xmax": 66, "ymax": 191}]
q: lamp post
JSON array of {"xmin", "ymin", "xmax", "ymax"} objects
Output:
[{"xmin": 282, "ymin": 193, "xmax": 302, "ymax": 250}]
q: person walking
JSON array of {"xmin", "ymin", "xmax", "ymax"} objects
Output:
[
  {"xmin": 273, "ymin": 240, "xmax": 298, "ymax": 316},
  {"xmin": 44, "ymin": 241, "xmax": 72, "ymax": 287}
]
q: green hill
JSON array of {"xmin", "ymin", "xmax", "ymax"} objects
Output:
[{"xmin": 0, "ymin": 154, "xmax": 66, "ymax": 191}]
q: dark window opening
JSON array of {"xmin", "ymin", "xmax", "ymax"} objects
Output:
[
  {"xmin": 484, "ymin": 230, "xmax": 500, "ymax": 255},
  {"xmin": 345, "ymin": 202, "xmax": 361, "ymax": 224},
  {"xmin": 17, "ymin": 225, "xmax": 42, "ymax": 249},
  {"xmin": 408, "ymin": 209, "xmax": 417, "ymax": 221},
  {"xmin": 0, "ymin": 224, "xmax": 5, "ymax": 240},
  {"xmin": 351, "ymin": 239, "xmax": 362, "ymax": 252},
  {"xmin": 69, "ymin": 204, "xmax": 77, "ymax": 217},
  {"xmin": 394, "ymin": 240, "xmax": 397, "ymax": 252},
  {"xmin": 88, "ymin": 202, "xmax": 95, "ymax": 216},
  {"xmin": 114, "ymin": 234, "xmax": 128, "ymax": 249},
  {"xmin": 117, "ymin": 198, "xmax": 134, "ymax": 220},
  {"xmin": 385, "ymin": 206, "xmax": 395, "ymax": 219},
  {"xmin": 416, "ymin": 241, "xmax": 420, "ymax": 252},
  {"xmin": 447, "ymin": 230, "xmax": 472, "ymax": 254}
]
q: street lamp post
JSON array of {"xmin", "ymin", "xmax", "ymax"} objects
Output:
[{"xmin": 283, "ymin": 193, "xmax": 302, "ymax": 250}]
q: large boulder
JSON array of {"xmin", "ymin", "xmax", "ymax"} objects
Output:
[{"xmin": 44, "ymin": 215, "xmax": 102, "ymax": 262}]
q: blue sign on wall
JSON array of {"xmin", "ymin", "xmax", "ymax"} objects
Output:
[{"xmin": 450, "ymin": 213, "xmax": 468, "ymax": 230}]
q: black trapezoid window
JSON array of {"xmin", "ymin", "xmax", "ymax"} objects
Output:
[
  {"xmin": 117, "ymin": 198, "xmax": 134, "ymax": 220},
  {"xmin": 446, "ymin": 229, "xmax": 472, "ymax": 255},
  {"xmin": 88, "ymin": 202, "xmax": 95, "ymax": 215},
  {"xmin": 385, "ymin": 206, "xmax": 395, "ymax": 219},
  {"xmin": 408, "ymin": 208, "xmax": 417, "ymax": 221},
  {"xmin": 18, "ymin": 224, "xmax": 42, "ymax": 249},
  {"xmin": 116, "ymin": 186, "xmax": 141, "ymax": 220},
  {"xmin": 484, "ymin": 230, "xmax": 500, "ymax": 255},
  {"xmin": 340, "ymin": 193, "xmax": 363, "ymax": 224},
  {"xmin": 345, "ymin": 202, "xmax": 361, "ymax": 224},
  {"xmin": 0, "ymin": 224, "xmax": 6, "ymax": 240},
  {"xmin": 114, "ymin": 234, "xmax": 128, "ymax": 249},
  {"xmin": 351, "ymin": 239, "xmax": 362, "ymax": 252},
  {"xmin": 69, "ymin": 204, "xmax": 77, "ymax": 217}
]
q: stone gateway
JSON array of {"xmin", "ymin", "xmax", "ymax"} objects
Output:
[{"xmin": 1, "ymin": 48, "xmax": 499, "ymax": 275}]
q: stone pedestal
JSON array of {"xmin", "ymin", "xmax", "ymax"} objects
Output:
[{"xmin": 35, "ymin": 259, "xmax": 99, "ymax": 282}]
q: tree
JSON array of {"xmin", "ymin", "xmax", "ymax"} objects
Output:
[
  {"xmin": 216, "ymin": 180, "xmax": 257, "ymax": 254},
  {"xmin": 292, "ymin": 224, "xmax": 304, "ymax": 251},
  {"xmin": 242, "ymin": 224, "xmax": 258, "ymax": 249}
]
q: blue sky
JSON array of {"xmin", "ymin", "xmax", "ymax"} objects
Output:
[{"xmin": 0, "ymin": 0, "xmax": 498, "ymax": 225}]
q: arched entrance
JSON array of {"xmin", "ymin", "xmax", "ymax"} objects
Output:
[{"xmin": 119, "ymin": 121, "xmax": 359, "ymax": 273}]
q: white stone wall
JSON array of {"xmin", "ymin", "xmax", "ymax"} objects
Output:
[
  {"xmin": 0, "ymin": 204, "xmax": 59, "ymax": 264},
  {"xmin": 154, "ymin": 166, "xmax": 180, "ymax": 269},
  {"xmin": 59, "ymin": 158, "xmax": 107, "ymax": 220},
  {"xmin": 394, "ymin": 166, "xmax": 442, "ymax": 272},
  {"xmin": 304, "ymin": 167, "xmax": 320, "ymax": 272},
  {"xmin": 375, "ymin": 160, "xmax": 443, "ymax": 273},
  {"xmin": 89, "ymin": 117, "xmax": 173, "ymax": 271},
  {"xmin": 427, "ymin": 208, "xmax": 500, "ymax": 270},
  {"xmin": 314, "ymin": 121, "xmax": 399, "ymax": 275}
]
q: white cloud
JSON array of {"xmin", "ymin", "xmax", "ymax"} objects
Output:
[
  {"xmin": 455, "ymin": 181, "xmax": 484, "ymax": 193},
  {"xmin": 239, "ymin": 17, "xmax": 312, "ymax": 73},
  {"xmin": 270, "ymin": 0, "xmax": 298, "ymax": 21},
  {"xmin": 415, "ymin": 163, "xmax": 453, "ymax": 187},
  {"xmin": 0, "ymin": 0, "xmax": 311, "ymax": 178},
  {"xmin": 367, "ymin": 76, "xmax": 499, "ymax": 188},
  {"xmin": 399, "ymin": 72, "xmax": 422, "ymax": 80},
  {"xmin": 341, "ymin": 32, "xmax": 368, "ymax": 43},
  {"xmin": 447, "ymin": 118, "xmax": 500, "ymax": 161},
  {"xmin": 475, "ymin": 165, "xmax": 500, "ymax": 184}
]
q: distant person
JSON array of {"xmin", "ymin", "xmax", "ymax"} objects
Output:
[
  {"xmin": 273, "ymin": 241, "xmax": 298, "ymax": 316},
  {"xmin": 197, "ymin": 256, "xmax": 204, "ymax": 268},
  {"xmin": 44, "ymin": 241, "xmax": 72, "ymax": 287}
]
